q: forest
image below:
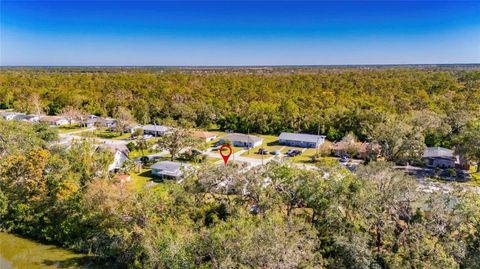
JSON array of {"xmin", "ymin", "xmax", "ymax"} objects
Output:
[
  {"xmin": 1, "ymin": 68, "xmax": 479, "ymax": 141},
  {"xmin": 1, "ymin": 68, "xmax": 480, "ymax": 268},
  {"xmin": 1, "ymin": 67, "xmax": 479, "ymax": 165},
  {"xmin": 1, "ymin": 119, "xmax": 480, "ymax": 269}
]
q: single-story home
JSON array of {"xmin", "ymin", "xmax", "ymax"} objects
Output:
[
  {"xmin": 97, "ymin": 144, "xmax": 130, "ymax": 171},
  {"xmin": 142, "ymin": 125, "xmax": 171, "ymax": 136},
  {"xmin": 97, "ymin": 117, "xmax": 117, "ymax": 128},
  {"xmin": 81, "ymin": 118, "xmax": 97, "ymax": 128},
  {"xmin": 151, "ymin": 161, "xmax": 187, "ymax": 179},
  {"xmin": 1, "ymin": 112, "xmax": 25, "ymax": 120},
  {"xmin": 13, "ymin": 114, "xmax": 40, "ymax": 122},
  {"xmin": 193, "ymin": 131, "xmax": 217, "ymax": 142},
  {"xmin": 220, "ymin": 133, "xmax": 263, "ymax": 148},
  {"xmin": 423, "ymin": 147, "xmax": 459, "ymax": 169},
  {"xmin": 278, "ymin": 132, "xmax": 326, "ymax": 148},
  {"xmin": 39, "ymin": 116, "xmax": 69, "ymax": 126}
]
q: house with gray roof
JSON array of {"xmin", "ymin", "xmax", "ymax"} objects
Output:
[
  {"xmin": 1, "ymin": 112, "xmax": 25, "ymax": 121},
  {"xmin": 151, "ymin": 161, "xmax": 188, "ymax": 179},
  {"xmin": 13, "ymin": 114, "xmax": 40, "ymax": 122},
  {"xmin": 279, "ymin": 132, "xmax": 326, "ymax": 148},
  {"xmin": 423, "ymin": 147, "xmax": 459, "ymax": 168},
  {"xmin": 220, "ymin": 133, "xmax": 263, "ymax": 148},
  {"xmin": 142, "ymin": 125, "xmax": 171, "ymax": 136}
]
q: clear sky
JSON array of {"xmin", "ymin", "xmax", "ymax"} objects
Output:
[{"xmin": 1, "ymin": 0, "xmax": 479, "ymax": 66}]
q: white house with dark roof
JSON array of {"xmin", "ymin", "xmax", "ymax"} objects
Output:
[
  {"xmin": 278, "ymin": 132, "xmax": 326, "ymax": 148},
  {"xmin": 220, "ymin": 133, "xmax": 263, "ymax": 148},
  {"xmin": 97, "ymin": 144, "xmax": 130, "ymax": 171},
  {"xmin": 151, "ymin": 161, "xmax": 188, "ymax": 179},
  {"xmin": 423, "ymin": 147, "xmax": 459, "ymax": 168}
]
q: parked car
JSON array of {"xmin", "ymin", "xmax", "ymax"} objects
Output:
[
  {"xmin": 457, "ymin": 170, "xmax": 472, "ymax": 182},
  {"xmin": 286, "ymin": 149, "xmax": 301, "ymax": 157},
  {"xmin": 143, "ymin": 134, "xmax": 153, "ymax": 139},
  {"xmin": 339, "ymin": 156, "xmax": 349, "ymax": 163},
  {"xmin": 272, "ymin": 150, "xmax": 281, "ymax": 155},
  {"xmin": 257, "ymin": 148, "xmax": 269, "ymax": 155}
]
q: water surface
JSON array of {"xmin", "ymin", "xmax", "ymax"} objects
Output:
[{"xmin": 0, "ymin": 232, "xmax": 93, "ymax": 269}]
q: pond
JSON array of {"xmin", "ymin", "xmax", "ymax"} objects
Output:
[{"xmin": 0, "ymin": 232, "xmax": 97, "ymax": 269}]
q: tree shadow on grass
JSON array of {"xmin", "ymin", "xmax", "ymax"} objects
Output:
[
  {"xmin": 266, "ymin": 140, "xmax": 280, "ymax": 147},
  {"xmin": 138, "ymin": 170, "xmax": 165, "ymax": 183}
]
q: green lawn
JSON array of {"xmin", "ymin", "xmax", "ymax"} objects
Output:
[
  {"xmin": 57, "ymin": 125, "xmax": 90, "ymax": 134},
  {"xmin": 469, "ymin": 166, "xmax": 480, "ymax": 186},
  {"xmin": 128, "ymin": 149, "xmax": 159, "ymax": 159},
  {"xmin": 283, "ymin": 148, "xmax": 318, "ymax": 164},
  {"xmin": 78, "ymin": 129, "xmax": 131, "ymax": 140},
  {"xmin": 130, "ymin": 169, "xmax": 178, "ymax": 198}
]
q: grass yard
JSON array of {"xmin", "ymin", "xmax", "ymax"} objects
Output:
[
  {"xmin": 240, "ymin": 134, "xmax": 283, "ymax": 159},
  {"xmin": 130, "ymin": 169, "xmax": 178, "ymax": 198},
  {"xmin": 280, "ymin": 147, "xmax": 318, "ymax": 164},
  {"xmin": 128, "ymin": 149, "xmax": 160, "ymax": 159},
  {"xmin": 78, "ymin": 129, "xmax": 131, "ymax": 140},
  {"xmin": 57, "ymin": 125, "xmax": 90, "ymax": 134},
  {"xmin": 468, "ymin": 166, "xmax": 480, "ymax": 186}
]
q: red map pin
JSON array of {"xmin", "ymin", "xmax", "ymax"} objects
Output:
[{"xmin": 219, "ymin": 144, "xmax": 232, "ymax": 165}]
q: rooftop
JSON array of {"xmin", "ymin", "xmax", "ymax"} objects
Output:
[
  {"xmin": 223, "ymin": 133, "xmax": 263, "ymax": 143},
  {"xmin": 142, "ymin": 124, "xmax": 171, "ymax": 132},
  {"xmin": 423, "ymin": 147, "xmax": 456, "ymax": 159},
  {"xmin": 151, "ymin": 161, "xmax": 187, "ymax": 177},
  {"xmin": 98, "ymin": 144, "xmax": 129, "ymax": 156},
  {"xmin": 279, "ymin": 132, "xmax": 325, "ymax": 144},
  {"xmin": 193, "ymin": 131, "xmax": 216, "ymax": 139}
]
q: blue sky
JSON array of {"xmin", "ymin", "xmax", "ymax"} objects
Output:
[{"xmin": 1, "ymin": 0, "xmax": 479, "ymax": 66}]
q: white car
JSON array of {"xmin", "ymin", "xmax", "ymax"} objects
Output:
[{"xmin": 143, "ymin": 134, "xmax": 153, "ymax": 139}]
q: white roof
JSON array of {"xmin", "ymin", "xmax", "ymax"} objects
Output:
[
  {"xmin": 142, "ymin": 125, "xmax": 171, "ymax": 132},
  {"xmin": 423, "ymin": 147, "xmax": 455, "ymax": 159},
  {"xmin": 223, "ymin": 133, "xmax": 263, "ymax": 143},
  {"xmin": 279, "ymin": 132, "xmax": 325, "ymax": 144},
  {"xmin": 151, "ymin": 161, "xmax": 186, "ymax": 177}
]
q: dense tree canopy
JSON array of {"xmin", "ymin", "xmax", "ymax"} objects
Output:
[
  {"xmin": 1, "ymin": 68, "xmax": 479, "ymax": 147},
  {"xmin": 1, "ymin": 68, "xmax": 480, "ymax": 268}
]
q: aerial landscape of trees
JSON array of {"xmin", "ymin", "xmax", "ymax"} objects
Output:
[
  {"xmin": 1, "ymin": 68, "xmax": 479, "ymax": 156},
  {"xmin": 1, "ymin": 119, "xmax": 480, "ymax": 268},
  {"xmin": 1, "ymin": 67, "xmax": 480, "ymax": 268}
]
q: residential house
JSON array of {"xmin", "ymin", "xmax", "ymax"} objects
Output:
[
  {"xmin": 97, "ymin": 117, "xmax": 117, "ymax": 128},
  {"xmin": 142, "ymin": 124, "xmax": 171, "ymax": 136},
  {"xmin": 13, "ymin": 114, "xmax": 40, "ymax": 122},
  {"xmin": 39, "ymin": 116, "xmax": 69, "ymax": 126},
  {"xmin": 97, "ymin": 144, "xmax": 130, "ymax": 172},
  {"xmin": 151, "ymin": 161, "xmax": 187, "ymax": 180},
  {"xmin": 81, "ymin": 118, "xmax": 97, "ymax": 128},
  {"xmin": 193, "ymin": 131, "xmax": 217, "ymax": 142},
  {"xmin": 423, "ymin": 147, "xmax": 459, "ymax": 169},
  {"xmin": 278, "ymin": 132, "xmax": 325, "ymax": 148},
  {"xmin": 1, "ymin": 112, "xmax": 25, "ymax": 120},
  {"xmin": 220, "ymin": 133, "xmax": 263, "ymax": 148}
]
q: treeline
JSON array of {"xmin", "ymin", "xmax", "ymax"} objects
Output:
[
  {"xmin": 1, "ymin": 120, "xmax": 480, "ymax": 268},
  {"xmin": 1, "ymin": 69, "xmax": 479, "ymax": 139}
]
